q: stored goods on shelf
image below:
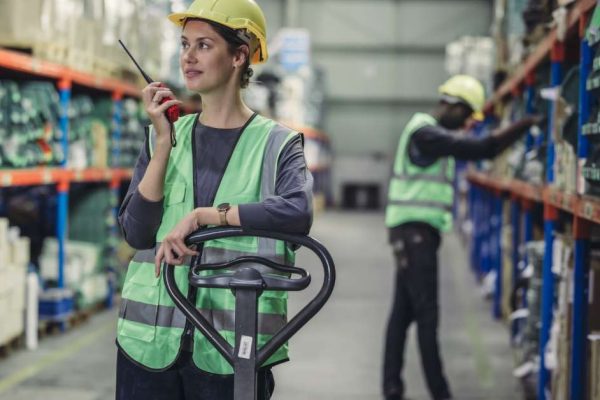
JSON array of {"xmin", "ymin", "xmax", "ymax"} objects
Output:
[
  {"xmin": 553, "ymin": 66, "xmax": 580, "ymax": 193},
  {"xmin": 512, "ymin": 240, "xmax": 545, "ymax": 397},
  {"xmin": 0, "ymin": 79, "xmax": 146, "ymax": 169},
  {"xmin": 0, "ymin": 80, "xmax": 63, "ymax": 168},
  {"xmin": 0, "ymin": 0, "xmax": 172, "ymax": 81}
]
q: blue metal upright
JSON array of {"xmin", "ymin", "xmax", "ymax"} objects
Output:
[
  {"xmin": 570, "ymin": 21, "xmax": 593, "ymax": 400},
  {"xmin": 570, "ymin": 219, "xmax": 590, "ymax": 400},
  {"xmin": 112, "ymin": 92, "xmax": 123, "ymax": 168},
  {"xmin": 510, "ymin": 197, "xmax": 521, "ymax": 333},
  {"xmin": 492, "ymin": 192, "xmax": 503, "ymax": 319},
  {"xmin": 57, "ymin": 79, "xmax": 71, "ymax": 291},
  {"xmin": 537, "ymin": 42, "xmax": 563, "ymax": 400},
  {"xmin": 525, "ymin": 77, "xmax": 536, "ymax": 153}
]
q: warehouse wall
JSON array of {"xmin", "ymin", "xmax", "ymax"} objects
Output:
[{"xmin": 260, "ymin": 0, "xmax": 493, "ymax": 205}]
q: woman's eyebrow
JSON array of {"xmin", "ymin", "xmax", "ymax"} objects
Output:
[{"xmin": 181, "ymin": 35, "xmax": 214, "ymax": 42}]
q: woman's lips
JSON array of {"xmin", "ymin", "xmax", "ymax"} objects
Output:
[{"xmin": 185, "ymin": 71, "xmax": 202, "ymax": 78}]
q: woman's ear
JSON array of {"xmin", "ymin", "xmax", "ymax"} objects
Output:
[{"xmin": 233, "ymin": 45, "xmax": 250, "ymax": 68}]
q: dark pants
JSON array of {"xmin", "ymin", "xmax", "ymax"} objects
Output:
[
  {"xmin": 383, "ymin": 223, "xmax": 451, "ymax": 400},
  {"xmin": 116, "ymin": 349, "xmax": 275, "ymax": 400}
]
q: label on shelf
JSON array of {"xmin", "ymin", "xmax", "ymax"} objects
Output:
[
  {"xmin": 584, "ymin": 202, "xmax": 594, "ymax": 220},
  {"xmin": 0, "ymin": 174, "xmax": 12, "ymax": 186}
]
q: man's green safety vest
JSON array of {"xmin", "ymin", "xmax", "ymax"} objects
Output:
[
  {"xmin": 385, "ymin": 113, "xmax": 455, "ymax": 232},
  {"xmin": 117, "ymin": 113, "xmax": 299, "ymax": 374}
]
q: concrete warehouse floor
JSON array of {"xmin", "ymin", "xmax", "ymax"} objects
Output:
[{"xmin": 0, "ymin": 211, "xmax": 522, "ymax": 400}]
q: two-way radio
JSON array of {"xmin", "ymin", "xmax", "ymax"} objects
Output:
[{"xmin": 118, "ymin": 39, "xmax": 179, "ymax": 146}]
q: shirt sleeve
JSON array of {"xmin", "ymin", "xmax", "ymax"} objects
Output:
[
  {"xmin": 118, "ymin": 135, "xmax": 165, "ymax": 249},
  {"xmin": 409, "ymin": 125, "xmax": 498, "ymax": 165},
  {"xmin": 238, "ymin": 134, "xmax": 314, "ymax": 234}
]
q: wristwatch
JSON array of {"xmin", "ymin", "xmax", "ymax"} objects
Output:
[{"xmin": 217, "ymin": 203, "xmax": 231, "ymax": 226}]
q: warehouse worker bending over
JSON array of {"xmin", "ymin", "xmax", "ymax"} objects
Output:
[{"xmin": 383, "ymin": 75, "xmax": 541, "ymax": 400}]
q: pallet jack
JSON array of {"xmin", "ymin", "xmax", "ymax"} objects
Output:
[{"xmin": 164, "ymin": 227, "xmax": 336, "ymax": 400}]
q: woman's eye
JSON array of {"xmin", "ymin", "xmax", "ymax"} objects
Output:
[
  {"xmin": 181, "ymin": 42, "xmax": 190, "ymax": 49},
  {"xmin": 199, "ymin": 42, "xmax": 209, "ymax": 50}
]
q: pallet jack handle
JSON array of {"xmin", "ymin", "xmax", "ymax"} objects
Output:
[{"xmin": 164, "ymin": 226, "xmax": 336, "ymax": 399}]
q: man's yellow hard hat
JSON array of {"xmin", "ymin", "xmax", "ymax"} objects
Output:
[
  {"xmin": 439, "ymin": 75, "xmax": 486, "ymax": 121},
  {"xmin": 168, "ymin": 0, "xmax": 268, "ymax": 65}
]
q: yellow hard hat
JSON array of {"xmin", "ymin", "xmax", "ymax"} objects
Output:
[
  {"xmin": 168, "ymin": 0, "xmax": 268, "ymax": 64},
  {"xmin": 439, "ymin": 75, "xmax": 485, "ymax": 121}
]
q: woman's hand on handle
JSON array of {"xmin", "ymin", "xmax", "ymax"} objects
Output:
[{"xmin": 154, "ymin": 206, "xmax": 241, "ymax": 277}]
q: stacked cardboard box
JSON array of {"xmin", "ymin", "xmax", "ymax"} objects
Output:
[{"xmin": 0, "ymin": 218, "xmax": 30, "ymax": 345}]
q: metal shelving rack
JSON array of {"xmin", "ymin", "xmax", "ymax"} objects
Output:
[
  {"xmin": 466, "ymin": 1, "xmax": 599, "ymax": 399},
  {"xmin": 0, "ymin": 47, "xmax": 139, "ymax": 317}
]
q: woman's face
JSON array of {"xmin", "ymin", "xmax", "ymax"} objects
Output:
[{"xmin": 180, "ymin": 20, "xmax": 240, "ymax": 93}]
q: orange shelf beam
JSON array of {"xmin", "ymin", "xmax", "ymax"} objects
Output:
[
  {"xmin": 0, "ymin": 168, "xmax": 65, "ymax": 187},
  {"xmin": 0, "ymin": 167, "xmax": 133, "ymax": 187},
  {"xmin": 543, "ymin": 186, "xmax": 577, "ymax": 213},
  {"xmin": 510, "ymin": 179, "xmax": 543, "ymax": 202},
  {"xmin": 485, "ymin": 0, "xmax": 597, "ymax": 109},
  {"xmin": 466, "ymin": 172, "xmax": 600, "ymax": 225},
  {"xmin": 577, "ymin": 196, "xmax": 600, "ymax": 225},
  {"xmin": 466, "ymin": 171, "xmax": 508, "ymax": 193},
  {"xmin": 0, "ymin": 48, "xmax": 141, "ymax": 97},
  {"xmin": 466, "ymin": 171, "xmax": 543, "ymax": 202}
]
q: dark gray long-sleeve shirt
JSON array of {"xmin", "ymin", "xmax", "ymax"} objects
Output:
[{"xmin": 118, "ymin": 117, "xmax": 314, "ymax": 249}]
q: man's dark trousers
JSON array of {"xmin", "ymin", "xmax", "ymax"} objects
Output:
[{"xmin": 383, "ymin": 222, "xmax": 451, "ymax": 400}]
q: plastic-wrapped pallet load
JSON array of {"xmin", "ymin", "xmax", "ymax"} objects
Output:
[
  {"xmin": 590, "ymin": 332, "xmax": 600, "ymax": 400},
  {"xmin": 39, "ymin": 238, "xmax": 107, "ymax": 310},
  {"xmin": 548, "ymin": 233, "xmax": 574, "ymax": 400},
  {"xmin": 0, "ymin": 218, "xmax": 30, "ymax": 346},
  {"xmin": 585, "ymin": 250, "xmax": 600, "ymax": 399}
]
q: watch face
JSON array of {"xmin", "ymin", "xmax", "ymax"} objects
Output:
[{"xmin": 217, "ymin": 202, "xmax": 230, "ymax": 211}]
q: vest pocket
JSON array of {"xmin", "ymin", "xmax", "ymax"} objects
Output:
[{"xmin": 165, "ymin": 182, "xmax": 186, "ymax": 206}]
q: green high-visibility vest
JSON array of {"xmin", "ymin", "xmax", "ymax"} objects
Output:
[
  {"xmin": 385, "ymin": 113, "xmax": 455, "ymax": 232},
  {"xmin": 117, "ymin": 113, "xmax": 299, "ymax": 374}
]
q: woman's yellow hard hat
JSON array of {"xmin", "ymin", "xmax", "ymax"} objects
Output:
[
  {"xmin": 168, "ymin": 0, "xmax": 268, "ymax": 64},
  {"xmin": 439, "ymin": 75, "xmax": 486, "ymax": 121}
]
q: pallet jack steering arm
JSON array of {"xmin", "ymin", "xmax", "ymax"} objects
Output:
[{"xmin": 164, "ymin": 226, "xmax": 336, "ymax": 400}]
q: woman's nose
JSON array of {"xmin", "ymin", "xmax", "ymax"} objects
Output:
[{"xmin": 182, "ymin": 50, "xmax": 197, "ymax": 64}]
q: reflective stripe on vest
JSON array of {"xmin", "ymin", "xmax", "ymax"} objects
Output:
[
  {"xmin": 387, "ymin": 199, "xmax": 453, "ymax": 211},
  {"xmin": 119, "ymin": 298, "xmax": 286, "ymax": 335},
  {"xmin": 385, "ymin": 113, "xmax": 455, "ymax": 231},
  {"xmin": 118, "ymin": 113, "xmax": 298, "ymax": 373}
]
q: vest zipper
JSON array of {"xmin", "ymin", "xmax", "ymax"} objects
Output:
[
  {"xmin": 183, "ymin": 112, "xmax": 258, "ymax": 351},
  {"xmin": 182, "ymin": 114, "xmax": 201, "ymax": 351}
]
